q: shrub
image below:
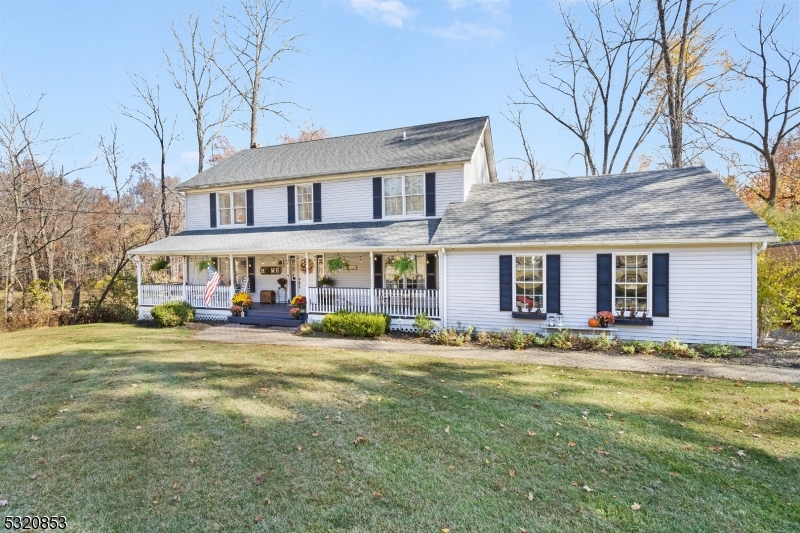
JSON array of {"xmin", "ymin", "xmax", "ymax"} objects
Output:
[
  {"xmin": 622, "ymin": 344, "xmax": 636, "ymax": 355},
  {"xmin": 510, "ymin": 328, "xmax": 526, "ymax": 350},
  {"xmin": 585, "ymin": 333, "xmax": 615, "ymax": 351},
  {"xmin": 659, "ymin": 338, "xmax": 696, "ymax": 358},
  {"xmin": 231, "ymin": 292, "xmax": 253, "ymax": 307},
  {"xmin": 413, "ymin": 313, "xmax": 437, "ymax": 337},
  {"xmin": 432, "ymin": 328, "xmax": 469, "ymax": 346},
  {"xmin": 544, "ymin": 330, "xmax": 573, "ymax": 350},
  {"xmin": 695, "ymin": 343, "xmax": 744, "ymax": 358},
  {"xmin": 322, "ymin": 310, "xmax": 388, "ymax": 337},
  {"xmin": 150, "ymin": 301, "xmax": 195, "ymax": 327}
]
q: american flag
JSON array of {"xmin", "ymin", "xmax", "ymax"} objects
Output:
[{"xmin": 204, "ymin": 265, "xmax": 222, "ymax": 307}]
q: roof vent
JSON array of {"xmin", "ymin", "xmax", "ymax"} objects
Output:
[{"xmin": 402, "ymin": 131, "xmax": 407, "ymax": 140}]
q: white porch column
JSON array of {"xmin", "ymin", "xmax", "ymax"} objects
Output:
[
  {"xmin": 304, "ymin": 252, "xmax": 309, "ymax": 296},
  {"xmin": 182, "ymin": 256, "xmax": 187, "ymax": 302},
  {"xmin": 440, "ymin": 247, "xmax": 447, "ymax": 327},
  {"xmin": 229, "ymin": 254, "xmax": 235, "ymax": 291},
  {"xmin": 369, "ymin": 251, "xmax": 375, "ymax": 313},
  {"xmin": 134, "ymin": 255, "xmax": 142, "ymax": 308}
]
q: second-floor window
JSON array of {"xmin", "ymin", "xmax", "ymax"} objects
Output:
[
  {"xmin": 219, "ymin": 190, "xmax": 247, "ymax": 226},
  {"xmin": 296, "ymin": 184, "xmax": 313, "ymax": 222},
  {"xmin": 384, "ymin": 174, "xmax": 424, "ymax": 217}
]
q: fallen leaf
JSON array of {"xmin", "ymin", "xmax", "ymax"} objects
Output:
[
  {"xmin": 255, "ymin": 476, "xmax": 264, "ymax": 485},
  {"xmin": 485, "ymin": 446, "xmax": 491, "ymax": 451},
  {"xmin": 617, "ymin": 431, "xmax": 625, "ymax": 435},
  {"xmin": 709, "ymin": 446, "xmax": 723, "ymax": 452},
  {"xmin": 669, "ymin": 471, "xmax": 679, "ymax": 477},
  {"xmin": 296, "ymin": 444, "xmax": 303, "ymax": 451},
  {"xmin": 596, "ymin": 449, "xmax": 610, "ymax": 456},
  {"xmin": 570, "ymin": 481, "xmax": 578, "ymax": 486},
  {"xmin": 254, "ymin": 515, "xmax": 262, "ymax": 523},
  {"xmin": 188, "ymin": 459, "xmax": 195, "ymax": 465},
  {"xmin": 605, "ymin": 413, "xmax": 614, "ymax": 418},
  {"xmin": 751, "ymin": 434, "xmax": 763, "ymax": 439},
  {"xmin": 499, "ymin": 423, "xmax": 506, "ymax": 428},
  {"xmin": 683, "ymin": 445, "xmax": 693, "ymax": 450},
  {"xmin": 555, "ymin": 432, "xmax": 560, "ymax": 437},
  {"xmin": 372, "ymin": 491, "xmax": 382, "ymax": 498},
  {"xmin": 30, "ymin": 473, "xmax": 40, "ymax": 480},
  {"xmin": 442, "ymin": 529, "xmax": 450, "ymax": 533},
  {"xmin": 533, "ymin": 403, "xmax": 541, "ymax": 408},
  {"xmin": 494, "ymin": 482, "xmax": 501, "ymax": 491},
  {"xmin": 354, "ymin": 436, "xmax": 366, "ymax": 445},
  {"xmin": 581, "ymin": 411, "xmax": 589, "ymax": 416},
  {"xmin": 527, "ymin": 430, "xmax": 536, "ymax": 437},
  {"xmin": 173, "ymin": 496, "xmax": 181, "ymax": 502},
  {"xmin": 312, "ymin": 431, "xmax": 319, "ymax": 437},
  {"xmin": 173, "ymin": 482, "xmax": 178, "ymax": 489},
  {"xmin": 0, "ymin": 500, "xmax": 7, "ymax": 507},
  {"xmin": 448, "ymin": 465, "xmax": 455, "ymax": 470},
  {"xmin": 568, "ymin": 441, "xmax": 576, "ymax": 447},
  {"xmin": 527, "ymin": 491, "xmax": 534, "ymax": 501},
  {"xmin": 509, "ymin": 470, "xmax": 515, "ymax": 477},
  {"xmin": 520, "ymin": 528, "xmax": 529, "ymax": 533},
  {"xmin": 737, "ymin": 450, "xmax": 746, "ymax": 457},
  {"xmin": 59, "ymin": 408, "xmax": 69, "ymax": 413},
  {"xmin": 199, "ymin": 405, "xmax": 209, "ymax": 410},
  {"xmin": 444, "ymin": 426, "xmax": 450, "ymax": 434},
  {"xmin": 583, "ymin": 485, "xmax": 593, "ymax": 492},
  {"xmin": 36, "ymin": 459, "xmax": 46, "ymax": 465},
  {"xmin": 631, "ymin": 503, "xmax": 641, "ymax": 511},
  {"xmin": 135, "ymin": 426, "xmax": 142, "ymax": 430},
  {"xmin": 265, "ymin": 498, "xmax": 271, "ymax": 505},
  {"xmin": 30, "ymin": 435, "xmax": 39, "ymax": 441}
]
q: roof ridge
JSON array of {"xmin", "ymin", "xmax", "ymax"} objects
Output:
[{"xmin": 254, "ymin": 116, "xmax": 489, "ymax": 148}]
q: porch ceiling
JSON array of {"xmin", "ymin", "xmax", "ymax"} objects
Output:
[{"xmin": 130, "ymin": 219, "xmax": 441, "ymax": 256}]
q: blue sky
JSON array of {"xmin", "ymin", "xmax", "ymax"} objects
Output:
[{"xmin": 0, "ymin": 0, "xmax": 792, "ymax": 188}]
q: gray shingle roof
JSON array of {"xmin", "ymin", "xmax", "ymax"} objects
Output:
[
  {"xmin": 177, "ymin": 117, "xmax": 490, "ymax": 191},
  {"xmin": 431, "ymin": 166, "xmax": 776, "ymax": 245},
  {"xmin": 130, "ymin": 219, "xmax": 441, "ymax": 255}
]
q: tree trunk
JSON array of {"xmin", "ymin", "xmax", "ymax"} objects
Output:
[
  {"xmin": 160, "ymin": 145, "xmax": 170, "ymax": 237},
  {"xmin": 197, "ymin": 117, "xmax": 205, "ymax": 174}
]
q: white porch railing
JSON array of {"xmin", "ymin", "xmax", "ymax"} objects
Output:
[
  {"xmin": 139, "ymin": 284, "xmax": 233, "ymax": 309},
  {"xmin": 307, "ymin": 287, "xmax": 439, "ymax": 318}
]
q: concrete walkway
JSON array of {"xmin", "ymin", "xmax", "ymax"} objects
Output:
[{"xmin": 195, "ymin": 324, "xmax": 800, "ymax": 384}]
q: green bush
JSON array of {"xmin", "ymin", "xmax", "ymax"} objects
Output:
[
  {"xmin": 150, "ymin": 301, "xmax": 195, "ymax": 327},
  {"xmin": 432, "ymin": 327, "xmax": 472, "ymax": 346},
  {"xmin": 413, "ymin": 313, "xmax": 437, "ymax": 337},
  {"xmin": 659, "ymin": 338, "xmax": 696, "ymax": 358},
  {"xmin": 545, "ymin": 330, "xmax": 573, "ymax": 350},
  {"xmin": 321, "ymin": 311, "xmax": 389, "ymax": 337},
  {"xmin": 695, "ymin": 343, "xmax": 744, "ymax": 358},
  {"xmin": 621, "ymin": 339, "xmax": 659, "ymax": 355},
  {"xmin": 622, "ymin": 344, "xmax": 636, "ymax": 355}
]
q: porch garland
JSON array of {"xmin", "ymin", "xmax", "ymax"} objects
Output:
[{"xmin": 299, "ymin": 257, "xmax": 314, "ymax": 274}]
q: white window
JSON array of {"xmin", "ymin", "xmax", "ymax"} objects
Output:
[
  {"xmin": 218, "ymin": 190, "xmax": 246, "ymax": 226},
  {"xmin": 296, "ymin": 184, "xmax": 313, "ymax": 222},
  {"xmin": 384, "ymin": 174, "xmax": 425, "ymax": 217},
  {"xmin": 614, "ymin": 254, "xmax": 649, "ymax": 315},
  {"xmin": 384, "ymin": 254, "xmax": 426, "ymax": 289},
  {"xmin": 514, "ymin": 255, "xmax": 545, "ymax": 312}
]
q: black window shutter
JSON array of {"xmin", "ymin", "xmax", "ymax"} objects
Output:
[
  {"xmin": 426, "ymin": 253, "xmax": 437, "ymax": 290},
  {"xmin": 287, "ymin": 185, "xmax": 295, "ymax": 224},
  {"xmin": 499, "ymin": 255, "xmax": 513, "ymax": 311},
  {"xmin": 209, "ymin": 193, "xmax": 217, "ymax": 228},
  {"xmin": 313, "ymin": 182, "xmax": 322, "ymax": 222},
  {"xmin": 246, "ymin": 189, "xmax": 254, "ymax": 226},
  {"xmin": 425, "ymin": 172, "xmax": 436, "ymax": 217},
  {"xmin": 597, "ymin": 254, "xmax": 613, "ymax": 313},
  {"xmin": 652, "ymin": 253, "xmax": 669, "ymax": 317},
  {"xmin": 247, "ymin": 256, "xmax": 256, "ymax": 293},
  {"xmin": 373, "ymin": 254, "xmax": 383, "ymax": 288},
  {"xmin": 372, "ymin": 177, "xmax": 382, "ymax": 219},
  {"xmin": 546, "ymin": 255, "xmax": 561, "ymax": 314}
]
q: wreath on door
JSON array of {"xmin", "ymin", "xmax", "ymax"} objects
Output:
[{"xmin": 299, "ymin": 257, "xmax": 314, "ymax": 274}]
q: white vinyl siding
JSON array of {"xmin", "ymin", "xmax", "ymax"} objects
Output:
[
  {"xmin": 445, "ymin": 245, "xmax": 755, "ymax": 347},
  {"xmin": 463, "ymin": 129, "xmax": 490, "ymax": 200},
  {"xmin": 184, "ymin": 166, "xmax": 465, "ymax": 229},
  {"xmin": 185, "ymin": 193, "xmax": 210, "ymax": 230}
]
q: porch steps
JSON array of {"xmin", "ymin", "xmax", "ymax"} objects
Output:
[{"xmin": 227, "ymin": 316, "xmax": 303, "ymax": 327}]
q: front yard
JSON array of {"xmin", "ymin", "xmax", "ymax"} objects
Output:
[{"xmin": 0, "ymin": 324, "xmax": 798, "ymax": 532}]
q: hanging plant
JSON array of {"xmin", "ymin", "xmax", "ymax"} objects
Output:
[
  {"xmin": 150, "ymin": 257, "xmax": 169, "ymax": 272},
  {"xmin": 318, "ymin": 275, "xmax": 336, "ymax": 287},
  {"xmin": 197, "ymin": 260, "xmax": 214, "ymax": 272},
  {"xmin": 392, "ymin": 256, "xmax": 416, "ymax": 278},
  {"xmin": 326, "ymin": 256, "xmax": 350, "ymax": 274}
]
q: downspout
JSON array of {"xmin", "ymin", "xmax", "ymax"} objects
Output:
[{"xmin": 440, "ymin": 247, "xmax": 447, "ymax": 328}]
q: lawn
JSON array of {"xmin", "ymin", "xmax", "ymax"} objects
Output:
[{"xmin": 0, "ymin": 324, "xmax": 798, "ymax": 532}]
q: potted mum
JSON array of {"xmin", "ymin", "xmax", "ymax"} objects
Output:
[
  {"xmin": 595, "ymin": 310, "xmax": 616, "ymax": 328},
  {"xmin": 289, "ymin": 295, "xmax": 307, "ymax": 320},
  {"xmin": 230, "ymin": 304, "xmax": 244, "ymax": 317},
  {"xmin": 232, "ymin": 292, "xmax": 253, "ymax": 315}
]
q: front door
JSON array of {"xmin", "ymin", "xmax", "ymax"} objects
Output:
[{"xmin": 289, "ymin": 256, "xmax": 297, "ymax": 299}]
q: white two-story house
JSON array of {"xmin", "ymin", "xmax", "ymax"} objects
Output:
[{"xmin": 131, "ymin": 116, "xmax": 777, "ymax": 347}]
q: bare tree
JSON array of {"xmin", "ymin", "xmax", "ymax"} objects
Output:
[
  {"xmin": 513, "ymin": 0, "xmax": 662, "ymax": 176},
  {"xmin": 215, "ymin": 0, "xmax": 303, "ymax": 148},
  {"xmin": 650, "ymin": 0, "xmax": 727, "ymax": 168},
  {"xmin": 207, "ymin": 135, "xmax": 238, "ymax": 166},
  {"xmin": 500, "ymin": 104, "xmax": 544, "ymax": 180},
  {"xmin": 279, "ymin": 122, "xmax": 328, "ymax": 144},
  {"xmin": 164, "ymin": 12, "xmax": 236, "ymax": 174},
  {"xmin": 709, "ymin": 4, "xmax": 799, "ymax": 206},
  {"xmin": 118, "ymin": 73, "xmax": 180, "ymax": 236}
]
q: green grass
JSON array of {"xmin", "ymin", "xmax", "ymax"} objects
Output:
[{"xmin": 0, "ymin": 324, "xmax": 799, "ymax": 532}]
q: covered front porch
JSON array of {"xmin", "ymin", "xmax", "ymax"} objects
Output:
[{"xmin": 135, "ymin": 249, "xmax": 444, "ymax": 326}]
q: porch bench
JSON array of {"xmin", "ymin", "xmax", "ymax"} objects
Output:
[
  {"xmin": 260, "ymin": 290, "xmax": 276, "ymax": 304},
  {"xmin": 539, "ymin": 325, "xmax": 618, "ymax": 339}
]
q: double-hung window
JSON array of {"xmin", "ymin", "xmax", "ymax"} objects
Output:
[
  {"xmin": 514, "ymin": 255, "xmax": 545, "ymax": 312},
  {"xmin": 296, "ymin": 184, "xmax": 313, "ymax": 222},
  {"xmin": 218, "ymin": 190, "xmax": 247, "ymax": 226},
  {"xmin": 614, "ymin": 254, "xmax": 649, "ymax": 314},
  {"xmin": 384, "ymin": 174, "xmax": 424, "ymax": 217}
]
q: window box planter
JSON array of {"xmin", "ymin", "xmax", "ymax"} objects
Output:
[
  {"xmin": 512, "ymin": 312, "xmax": 547, "ymax": 320},
  {"xmin": 613, "ymin": 318, "xmax": 653, "ymax": 326}
]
